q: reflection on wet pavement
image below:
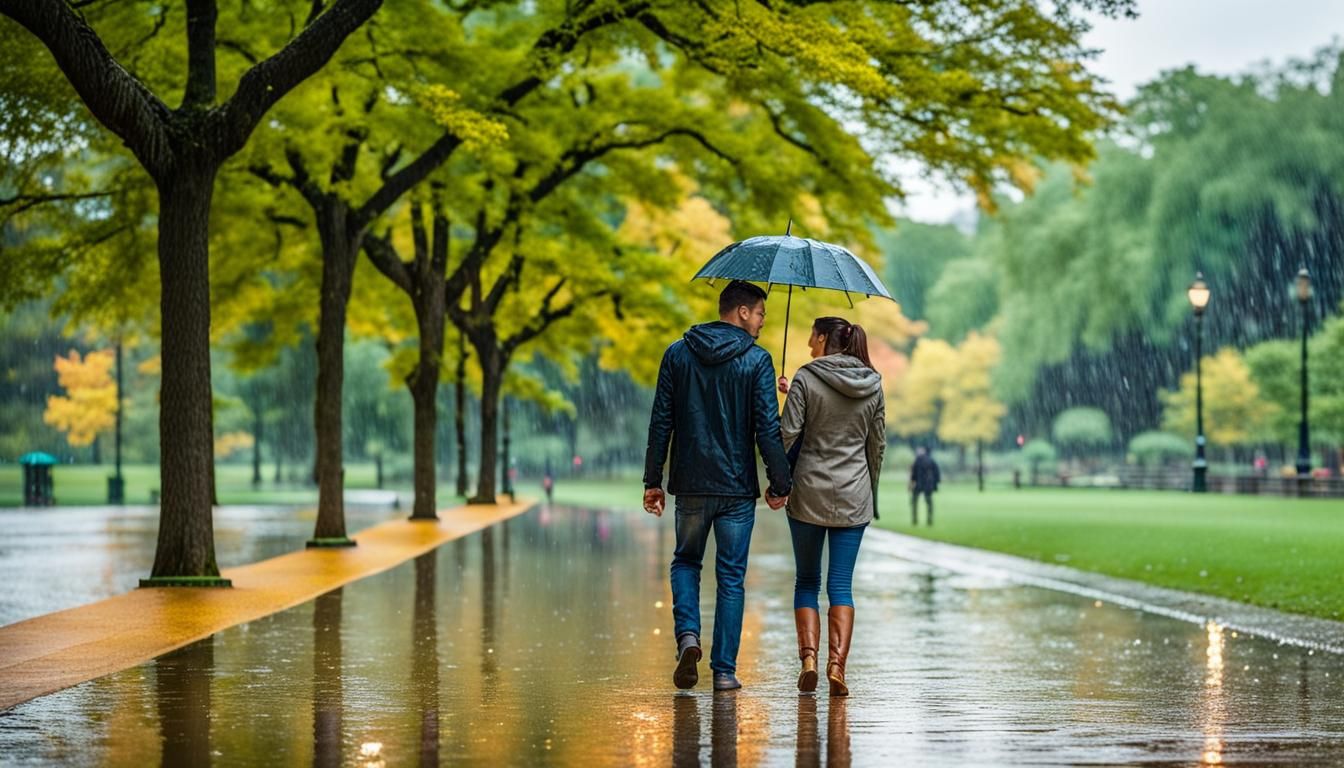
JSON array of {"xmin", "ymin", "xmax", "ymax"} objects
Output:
[
  {"xmin": 0, "ymin": 503, "xmax": 402, "ymax": 625},
  {"xmin": 2, "ymin": 504, "xmax": 1344, "ymax": 766}
]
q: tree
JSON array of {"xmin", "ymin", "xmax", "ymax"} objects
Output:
[
  {"xmin": 1020, "ymin": 439, "xmax": 1057, "ymax": 485},
  {"xmin": 43, "ymin": 349, "xmax": 117, "ymax": 453},
  {"xmin": 1244, "ymin": 339, "xmax": 1301, "ymax": 449},
  {"xmin": 926, "ymin": 257, "xmax": 999, "ymax": 343},
  {"xmin": 937, "ymin": 332, "xmax": 1005, "ymax": 449},
  {"xmin": 1127, "ymin": 431, "xmax": 1192, "ymax": 467},
  {"xmin": 1052, "ymin": 407, "xmax": 1114, "ymax": 460},
  {"xmin": 1309, "ymin": 307, "xmax": 1344, "ymax": 452},
  {"xmin": 974, "ymin": 52, "xmax": 1344, "ymax": 438},
  {"xmin": 936, "ymin": 332, "xmax": 1005, "ymax": 489},
  {"xmin": 2, "ymin": 0, "xmax": 385, "ymax": 578},
  {"xmin": 1160, "ymin": 348, "xmax": 1279, "ymax": 452},
  {"xmin": 873, "ymin": 221, "xmax": 971, "ymax": 321},
  {"xmin": 245, "ymin": 1, "xmax": 627, "ymax": 532},
  {"xmin": 888, "ymin": 338, "xmax": 957, "ymax": 441}
]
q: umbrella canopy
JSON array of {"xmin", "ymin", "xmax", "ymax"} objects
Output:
[
  {"xmin": 693, "ymin": 234, "xmax": 893, "ymax": 303},
  {"xmin": 693, "ymin": 229, "xmax": 895, "ymax": 376}
]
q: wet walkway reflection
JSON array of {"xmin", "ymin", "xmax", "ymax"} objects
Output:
[{"xmin": 2, "ymin": 504, "xmax": 1344, "ymax": 765}]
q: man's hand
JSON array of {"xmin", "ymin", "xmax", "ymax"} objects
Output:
[
  {"xmin": 643, "ymin": 487, "xmax": 666, "ymax": 517},
  {"xmin": 777, "ymin": 376, "xmax": 790, "ymax": 395},
  {"xmin": 765, "ymin": 491, "xmax": 789, "ymax": 510}
]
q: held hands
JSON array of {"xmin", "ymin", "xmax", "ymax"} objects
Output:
[
  {"xmin": 643, "ymin": 487, "xmax": 666, "ymax": 517},
  {"xmin": 765, "ymin": 491, "xmax": 789, "ymax": 510}
]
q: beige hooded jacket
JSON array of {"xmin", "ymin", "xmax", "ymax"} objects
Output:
[{"xmin": 780, "ymin": 353, "xmax": 885, "ymax": 527}]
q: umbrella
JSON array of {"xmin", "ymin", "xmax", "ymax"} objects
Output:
[{"xmin": 693, "ymin": 222, "xmax": 895, "ymax": 375}]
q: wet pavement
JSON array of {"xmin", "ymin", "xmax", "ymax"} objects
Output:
[
  {"xmin": 2, "ymin": 503, "xmax": 1344, "ymax": 766},
  {"xmin": 0, "ymin": 501, "xmax": 401, "ymax": 626}
]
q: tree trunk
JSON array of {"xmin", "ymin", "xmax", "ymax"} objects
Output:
[
  {"xmin": 470, "ymin": 349, "xmax": 503, "ymax": 505},
  {"xmin": 312, "ymin": 214, "xmax": 358, "ymax": 542},
  {"xmin": 150, "ymin": 166, "xmax": 222, "ymax": 578},
  {"xmin": 455, "ymin": 330, "xmax": 469, "ymax": 497},
  {"xmin": 408, "ymin": 290, "xmax": 445, "ymax": 520},
  {"xmin": 251, "ymin": 397, "xmax": 263, "ymax": 489}
]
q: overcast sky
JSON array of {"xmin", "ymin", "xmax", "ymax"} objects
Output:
[{"xmin": 893, "ymin": 0, "xmax": 1344, "ymax": 223}]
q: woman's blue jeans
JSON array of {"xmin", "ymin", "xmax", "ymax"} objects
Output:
[
  {"xmin": 788, "ymin": 516, "xmax": 867, "ymax": 610},
  {"xmin": 671, "ymin": 495, "xmax": 756, "ymax": 674}
]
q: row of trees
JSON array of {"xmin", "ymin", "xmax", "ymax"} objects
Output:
[
  {"xmin": 883, "ymin": 49, "xmax": 1344, "ymax": 465},
  {"xmin": 1, "ymin": 0, "xmax": 1134, "ymax": 578}
]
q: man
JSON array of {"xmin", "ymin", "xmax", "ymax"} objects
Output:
[
  {"xmin": 909, "ymin": 446, "xmax": 940, "ymax": 526},
  {"xmin": 644, "ymin": 280, "xmax": 792, "ymax": 692}
]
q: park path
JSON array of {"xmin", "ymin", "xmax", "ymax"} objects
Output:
[{"xmin": 2, "ymin": 502, "xmax": 1343, "ymax": 765}]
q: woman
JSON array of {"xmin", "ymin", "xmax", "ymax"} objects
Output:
[{"xmin": 778, "ymin": 317, "xmax": 885, "ymax": 696}]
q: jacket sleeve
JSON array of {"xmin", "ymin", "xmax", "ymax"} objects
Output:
[
  {"xmin": 643, "ymin": 347, "xmax": 676, "ymax": 489},
  {"xmin": 752, "ymin": 354, "xmax": 793, "ymax": 497},
  {"xmin": 866, "ymin": 394, "xmax": 886, "ymax": 499},
  {"xmin": 780, "ymin": 372, "xmax": 807, "ymax": 453}
]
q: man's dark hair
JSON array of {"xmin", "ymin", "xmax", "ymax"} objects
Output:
[{"xmin": 718, "ymin": 280, "xmax": 767, "ymax": 315}]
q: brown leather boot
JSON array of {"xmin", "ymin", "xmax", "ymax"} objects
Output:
[
  {"xmin": 826, "ymin": 605, "xmax": 854, "ymax": 697},
  {"xmin": 795, "ymin": 608, "xmax": 820, "ymax": 693}
]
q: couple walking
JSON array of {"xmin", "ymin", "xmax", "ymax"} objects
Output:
[{"xmin": 643, "ymin": 280, "xmax": 884, "ymax": 695}]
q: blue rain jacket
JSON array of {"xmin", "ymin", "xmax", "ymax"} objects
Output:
[{"xmin": 643, "ymin": 321, "xmax": 792, "ymax": 499}]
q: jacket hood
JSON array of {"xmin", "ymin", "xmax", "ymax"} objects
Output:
[
  {"xmin": 683, "ymin": 322, "xmax": 758, "ymax": 366},
  {"xmin": 803, "ymin": 354, "xmax": 882, "ymax": 399}
]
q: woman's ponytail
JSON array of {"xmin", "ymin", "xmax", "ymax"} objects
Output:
[
  {"xmin": 812, "ymin": 317, "xmax": 874, "ymax": 369},
  {"xmin": 843, "ymin": 323, "xmax": 872, "ymax": 369}
]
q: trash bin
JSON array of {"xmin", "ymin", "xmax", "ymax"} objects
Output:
[{"xmin": 19, "ymin": 452, "xmax": 57, "ymax": 506}]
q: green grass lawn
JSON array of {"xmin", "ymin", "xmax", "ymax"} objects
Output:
[{"xmin": 551, "ymin": 476, "xmax": 1344, "ymax": 622}]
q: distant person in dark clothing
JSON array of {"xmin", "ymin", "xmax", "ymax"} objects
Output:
[
  {"xmin": 643, "ymin": 279, "xmax": 793, "ymax": 692},
  {"xmin": 909, "ymin": 447, "xmax": 940, "ymax": 526}
]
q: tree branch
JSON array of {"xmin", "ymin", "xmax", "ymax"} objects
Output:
[
  {"xmin": 215, "ymin": 0, "xmax": 384, "ymax": 158},
  {"xmin": 353, "ymin": 1, "xmax": 649, "ymax": 227},
  {"xmin": 505, "ymin": 281, "xmax": 604, "ymax": 353},
  {"xmin": 357, "ymin": 132, "xmax": 462, "ymax": 224},
  {"xmin": 1, "ymin": 0, "xmax": 173, "ymax": 175},
  {"xmin": 216, "ymin": 38, "xmax": 260, "ymax": 65},
  {"xmin": 362, "ymin": 232, "xmax": 413, "ymax": 294}
]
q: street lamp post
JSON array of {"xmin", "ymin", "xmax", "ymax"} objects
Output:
[
  {"xmin": 1296, "ymin": 267, "xmax": 1312, "ymax": 481},
  {"xmin": 1188, "ymin": 273, "xmax": 1210, "ymax": 493}
]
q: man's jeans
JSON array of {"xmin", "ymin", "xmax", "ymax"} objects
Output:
[{"xmin": 670, "ymin": 495, "xmax": 756, "ymax": 675}]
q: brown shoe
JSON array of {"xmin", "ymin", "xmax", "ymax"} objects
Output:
[
  {"xmin": 795, "ymin": 608, "xmax": 820, "ymax": 693},
  {"xmin": 826, "ymin": 605, "xmax": 854, "ymax": 697}
]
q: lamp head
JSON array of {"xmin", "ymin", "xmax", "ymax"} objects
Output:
[
  {"xmin": 1187, "ymin": 272, "xmax": 1210, "ymax": 315},
  {"xmin": 1297, "ymin": 267, "xmax": 1312, "ymax": 304}
]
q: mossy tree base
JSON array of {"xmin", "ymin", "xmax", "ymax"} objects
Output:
[
  {"xmin": 139, "ymin": 576, "xmax": 233, "ymax": 588},
  {"xmin": 306, "ymin": 537, "xmax": 357, "ymax": 548}
]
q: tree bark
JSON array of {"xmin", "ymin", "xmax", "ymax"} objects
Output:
[
  {"xmin": 150, "ymin": 165, "xmax": 221, "ymax": 578},
  {"xmin": 312, "ymin": 210, "xmax": 358, "ymax": 541},
  {"xmin": 251, "ymin": 394, "xmax": 263, "ymax": 488},
  {"xmin": 470, "ymin": 347, "xmax": 504, "ymax": 505},
  {"xmin": 455, "ymin": 331, "xmax": 469, "ymax": 497},
  {"xmin": 408, "ymin": 309, "xmax": 444, "ymax": 519}
]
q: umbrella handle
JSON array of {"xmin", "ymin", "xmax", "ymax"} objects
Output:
[{"xmin": 781, "ymin": 284, "xmax": 793, "ymax": 379}]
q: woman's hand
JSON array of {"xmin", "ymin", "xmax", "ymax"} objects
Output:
[{"xmin": 777, "ymin": 376, "xmax": 790, "ymax": 395}]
